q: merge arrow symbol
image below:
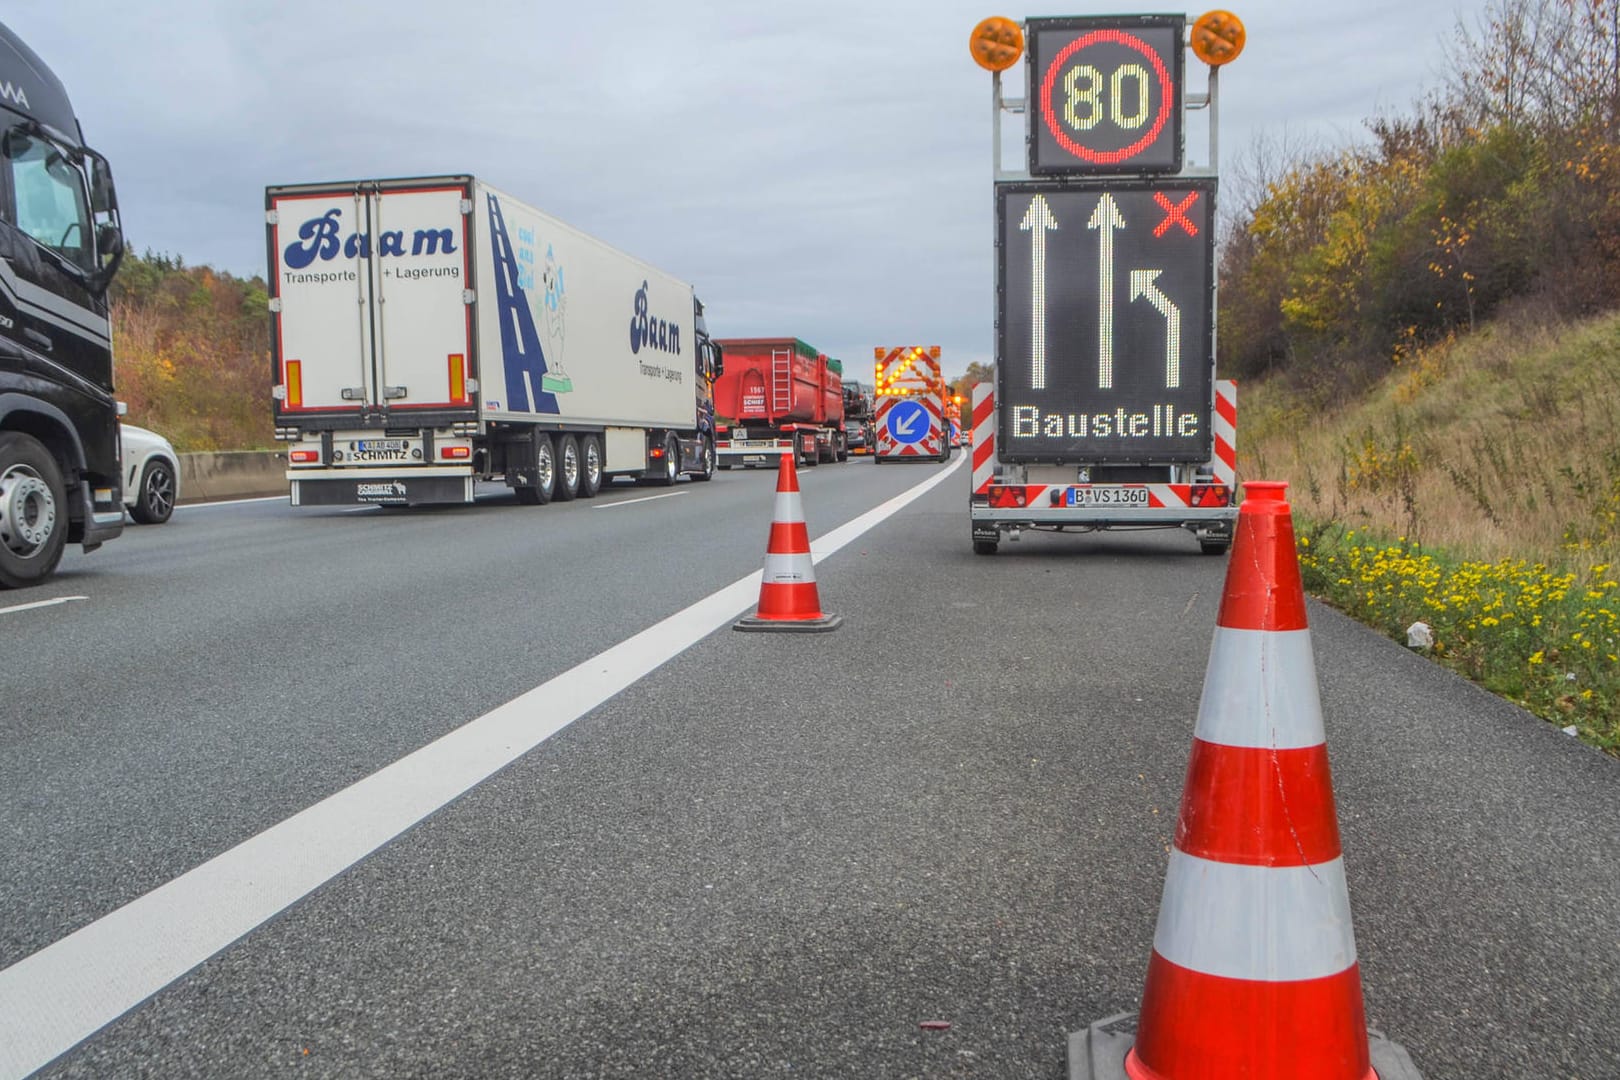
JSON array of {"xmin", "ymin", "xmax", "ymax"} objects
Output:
[{"xmin": 1129, "ymin": 269, "xmax": 1183, "ymax": 389}]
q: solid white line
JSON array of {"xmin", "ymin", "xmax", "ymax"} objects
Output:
[
  {"xmin": 1195, "ymin": 628, "xmax": 1325, "ymax": 750},
  {"xmin": 176, "ymin": 495, "xmax": 287, "ymax": 510},
  {"xmin": 592, "ymin": 490, "xmax": 689, "ymax": 509},
  {"xmin": 0, "ymin": 596, "xmax": 87, "ymax": 617},
  {"xmin": 1153, "ymin": 849, "xmax": 1357, "ymax": 982},
  {"xmin": 0, "ymin": 452, "xmax": 964, "ymax": 1080}
]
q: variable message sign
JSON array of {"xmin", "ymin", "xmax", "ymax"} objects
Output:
[{"xmin": 996, "ymin": 178, "xmax": 1216, "ymax": 463}]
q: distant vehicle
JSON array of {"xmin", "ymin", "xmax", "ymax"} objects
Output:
[
  {"xmin": 0, "ymin": 20, "xmax": 129, "ymax": 588},
  {"xmin": 844, "ymin": 380, "xmax": 874, "ymax": 454},
  {"xmin": 268, "ymin": 176, "xmax": 724, "ymax": 508},
  {"xmin": 120, "ymin": 424, "xmax": 179, "ymax": 524},
  {"xmin": 846, "ymin": 421, "xmax": 872, "ymax": 454},
  {"xmin": 713, "ymin": 338, "xmax": 849, "ymax": 467}
]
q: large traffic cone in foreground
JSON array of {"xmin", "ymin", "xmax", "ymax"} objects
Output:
[
  {"xmin": 733, "ymin": 452, "xmax": 841, "ymax": 633},
  {"xmin": 1069, "ymin": 481, "xmax": 1420, "ymax": 1080}
]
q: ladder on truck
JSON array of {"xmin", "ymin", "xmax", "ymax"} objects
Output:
[{"xmin": 771, "ymin": 348, "xmax": 793, "ymax": 415}]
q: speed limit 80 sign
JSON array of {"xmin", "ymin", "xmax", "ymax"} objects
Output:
[{"xmin": 1028, "ymin": 15, "xmax": 1185, "ymax": 175}]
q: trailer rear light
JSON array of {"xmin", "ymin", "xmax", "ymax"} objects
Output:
[
  {"xmin": 440, "ymin": 445, "xmax": 471, "ymax": 460},
  {"xmin": 987, "ymin": 485, "xmax": 1029, "ymax": 509},
  {"xmin": 284, "ymin": 360, "xmax": 303, "ymax": 408},
  {"xmin": 449, "ymin": 354, "xmax": 467, "ymax": 404},
  {"xmin": 1192, "ymin": 484, "xmax": 1231, "ymax": 507},
  {"xmin": 289, "ymin": 449, "xmax": 320, "ymax": 464},
  {"xmin": 650, "ymin": 445, "xmax": 666, "ymax": 459}
]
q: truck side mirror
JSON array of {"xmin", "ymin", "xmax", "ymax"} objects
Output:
[{"xmin": 88, "ymin": 152, "xmax": 118, "ymax": 215}]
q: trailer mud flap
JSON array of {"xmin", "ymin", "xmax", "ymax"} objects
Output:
[{"xmin": 291, "ymin": 475, "xmax": 474, "ymax": 507}]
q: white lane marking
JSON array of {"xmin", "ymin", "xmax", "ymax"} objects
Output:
[
  {"xmin": 342, "ymin": 506, "xmax": 380, "ymax": 514},
  {"xmin": 592, "ymin": 490, "xmax": 689, "ymax": 510},
  {"xmin": 0, "ymin": 596, "xmax": 87, "ymax": 617},
  {"xmin": 0, "ymin": 453, "xmax": 965, "ymax": 1080},
  {"xmin": 176, "ymin": 495, "xmax": 286, "ymax": 510}
]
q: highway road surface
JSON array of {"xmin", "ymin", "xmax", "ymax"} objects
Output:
[{"xmin": 2, "ymin": 457, "xmax": 1616, "ymax": 1079}]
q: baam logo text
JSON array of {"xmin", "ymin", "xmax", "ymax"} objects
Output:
[
  {"xmin": 630, "ymin": 281, "xmax": 682, "ymax": 356},
  {"xmin": 283, "ymin": 208, "xmax": 458, "ymax": 270}
]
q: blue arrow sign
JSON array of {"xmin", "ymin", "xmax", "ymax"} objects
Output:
[{"xmin": 885, "ymin": 400, "xmax": 929, "ymax": 445}]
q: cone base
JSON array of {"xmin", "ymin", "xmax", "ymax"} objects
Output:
[
  {"xmin": 1066, "ymin": 1013, "xmax": 1423, "ymax": 1080},
  {"xmin": 732, "ymin": 612, "xmax": 843, "ymax": 633}
]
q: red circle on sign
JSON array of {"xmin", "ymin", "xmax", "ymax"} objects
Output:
[{"xmin": 1040, "ymin": 29, "xmax": 1174, "ymax": 165}]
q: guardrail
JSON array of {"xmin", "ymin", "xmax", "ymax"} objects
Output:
[{"xmin": 177, "ymin": 450, "xmax": 286, "ymax": 504}]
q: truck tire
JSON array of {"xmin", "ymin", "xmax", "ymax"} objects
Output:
[
  {"xmin": 1200, "ymin": 538, "xmax": 1231, "ymax": 556},
  {"xmin": 514, "ymin": 433, "xmax": 556, "ymax": 505},
  {"xmin": 836, "ymin": 435, "xmax": 849, "ymax": 463},
  {"xmin": 0, "ymin": 432, "xmax": 68, "ymax": 589},
  {"xmin": 130, "ymin": 457, "xmax": 176, "ymax": 524},
  {"xmin": 577, "ymin": 434, "xmax": 603, "ymax": 498},
  {"xmin": 653, "ymin": 433, "xmax": 679, "ymax": 486},
  {"xmin": 692, "ymin": 436, "xmax": 715, "ymax": 482},
  {"xmin": 554, "ymin": 434, "xmax": 580, "ymax": 502},
  {"xmin": 973, "ymin": 540, "xmax": 998, "ymax": 556}
]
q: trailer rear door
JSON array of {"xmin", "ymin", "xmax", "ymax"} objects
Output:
[{"xmin": 270, "ymin": 178, "xmax": 474, "ymax": 418}]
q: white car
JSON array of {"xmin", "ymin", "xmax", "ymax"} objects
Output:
[{"xmin": 120, "ymin": 423, "xmax": 180, "ymax": 524}]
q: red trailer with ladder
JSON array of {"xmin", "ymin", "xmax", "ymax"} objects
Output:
[{"xmin": 713, "ymin": 338, "xmax": 848, "ymax": 467}]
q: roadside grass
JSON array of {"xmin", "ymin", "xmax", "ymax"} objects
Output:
[{"xmin": 1243, "ymin": 309, "xmax": 1620, "ymax": 755}]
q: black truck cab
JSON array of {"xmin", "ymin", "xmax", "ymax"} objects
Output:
[{"xmin": 0, "ymin": 20, "xmax": 127, "ymax": 588}]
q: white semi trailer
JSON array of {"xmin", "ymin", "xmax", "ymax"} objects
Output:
[{"xmin": 268, "ymin": 176, "xmax": 722, "ymax": 507}]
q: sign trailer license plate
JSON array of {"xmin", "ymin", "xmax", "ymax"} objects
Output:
[{"xmin": 1066, "ymin": 486, "xmax": 1150, "ymax": 507}]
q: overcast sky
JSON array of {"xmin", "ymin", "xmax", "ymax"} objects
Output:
[{"xmin": 11, "ymin": 1, "xmax": 1469, "ymax": 377}]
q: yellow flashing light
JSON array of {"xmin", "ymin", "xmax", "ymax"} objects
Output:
[
  {"xmin": 970, "ymin": 16, "xmax": 1024, "ymax": 72},
  {"xmin": 1191, "ymin": 10, "xmax": 1246, "ymax": 66}
]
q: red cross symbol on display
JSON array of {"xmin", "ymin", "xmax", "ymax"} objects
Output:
[{"xmin": 1152, "ymin": 192, "xmax": 1199, "ymax": 238}]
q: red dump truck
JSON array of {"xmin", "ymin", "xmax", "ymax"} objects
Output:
[{"xmin": 713, "ymin": 338, "xmax": 848, "ymax": 467}]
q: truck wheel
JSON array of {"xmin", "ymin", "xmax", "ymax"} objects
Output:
[
  {"xmin": 554, "ymin": 434, "xmax": 580, "ymax": 502},
  {"xmin": 973, "ymin": 540, "xmax": 998, "ymax": 556},
  {"xmin": 130, "ymin": 458, "xmax": 176, "ymax": 524},
  {"xmin": 514, "ymin": 433, "xmax": 555, "ymax": 505},
  {"xmin": 692, "ymin": 436, "xmax": 715, "ymax": 482},
  {"xmin": 0, "ymin": 432, "xmax": 68, "ymax": 589},
  {"xmin": 577, "ymin": 434, "xmax": 603, "ymax": 498},
  {"xmin": 653, "ymin": 433, "xmax": 679, "ymax": 486},
  {"xmin": 1200, "ymin": 538, "xmax": 1231, "ymax": 556}
]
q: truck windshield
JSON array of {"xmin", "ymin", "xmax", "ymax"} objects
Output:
[{"xmin": 4, "ymin": 129, "xmax": 93, "ymax": 273}]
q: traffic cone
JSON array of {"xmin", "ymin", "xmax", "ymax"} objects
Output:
[
  {"xmin": 1069, "ymin": 481, "xmax": 1421, "ymax": 1080},
  {"xmin": 733, "ymin": 453, "xmax": 841, "ymax": 633}
]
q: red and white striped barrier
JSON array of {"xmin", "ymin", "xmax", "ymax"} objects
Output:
[
  {"xmin": 1212, "ymin": 379, "xmax": 1237, "ymax": 488},
  {"xmin": 971, "ymin": 381, "xmax": 997, "ymax": 494},
  {"xmin": 733, "ymin": 452, "xmax": 841, "ymax": 633}
]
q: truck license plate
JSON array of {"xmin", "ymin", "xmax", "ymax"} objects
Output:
[
  {"xmin": 352, "ymin": 439, "xmax": 407, "ymax": 452},
  {"xmin": 1066, "ymin": 486, "xmax": 1150, "ymax": 507}
]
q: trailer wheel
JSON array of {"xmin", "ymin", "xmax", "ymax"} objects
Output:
[
  {"xmin": 554, "ymin": 434, "xmax": 580, "ymax": 502},
  {"xmin": 1199, "ymin": 538, "xmax": 1231, "ymax": 556},
  {"xmin": 577, "ymin": 434, "xmax": 603, "ymax": 498},
  {"xmin": 692, "ymin": 436, "xmax": 715, "ymax": 482},
  {"xmin": 653, "ymin": 433, "xmax": 679, "ymax": 486},
  {"xmin": 973, "ymin": 540, "xmax": 998, "ymax": 556},
  {"xmin": 514, "ymin": 433, "xmax": 555, "ymax": 505},
  {"xmin": 0, "ymin": 432, "xmax": 68, "ymax": 589}
]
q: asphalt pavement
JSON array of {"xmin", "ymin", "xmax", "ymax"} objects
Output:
[{"xmin": 4, "ymin": 458, "xmax": 1617, "ymax": 1078}]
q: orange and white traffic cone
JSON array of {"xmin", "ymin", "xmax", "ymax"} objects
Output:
[
  {"xmin": 1070, "ymin": 481, "xmax": 1421, "ymax": 1080},
  {"xmin": 733, "ymin": 452, "xmax": 841, "ymax": 633}
]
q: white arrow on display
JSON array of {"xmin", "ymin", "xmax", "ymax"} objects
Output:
[
  {"xmin": 893, "ymin": 407, "xmax": 922, "ymax": 436},
  {"xmin": 1020, "ymin": 195, "xmax": 1059, "ymax": 390},
  {"xmin": 1129, "ymin": 268, "xmax": 1183, "ymax": 389},
  {"xmin": 1087, "ymin": 193, "xmax": 1126, "ymax": 389}
]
